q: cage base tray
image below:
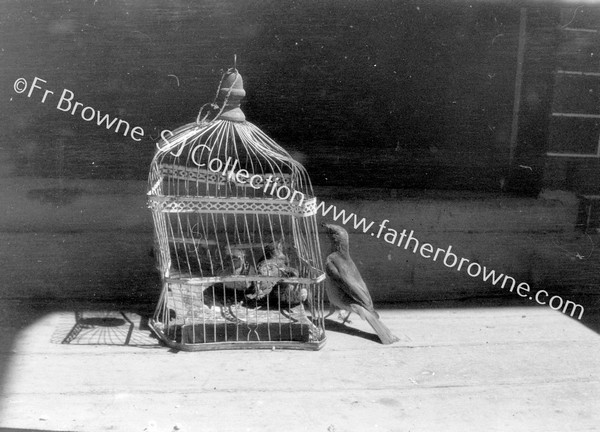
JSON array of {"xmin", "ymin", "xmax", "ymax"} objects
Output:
[
  {"xmin": 149, "ymin": 319, "xmax": 325, "ymax": 351},
  {"xmin": 151, "ymin": 296, "xmax": 325, "ymax": 350}
]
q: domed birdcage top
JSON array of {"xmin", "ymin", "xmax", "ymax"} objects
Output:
[{"xmin": 148, "ymin": 65, "xmax": 316, "ymax": 215}]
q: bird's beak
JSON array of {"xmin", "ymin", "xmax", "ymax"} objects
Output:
[{"xmin": 320, "ymin": 222, "xmax": 328, "ymax": 228}]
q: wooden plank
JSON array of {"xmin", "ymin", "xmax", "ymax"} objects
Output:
[
  {"xmin": 552, "ymin": 113, "xmax": 600, "ymax": 119},
  {"xmin": 546, "ymin": 152, "xmax": 600, "ymax": 158},
  {"xmin": 557, "ymin": 70, "xmax": 600, "ymax": 77},
  {"xmin": 547, "ymin": 116, "xmax": 600, "ymax": 155},
  {"xmin": 563, "ymin": 27, "xmax": 598, "ymax": 33},
  {"xmin": 0, "ymin": 309, "xmax": 598, "ymax": 431},
  {"xmin": 508, "ymin": 8, "xmax": 527, "ymax": 172},
  {"xmin": 1, "ymin": 383, "xmax": 599, "ymax": 432}
]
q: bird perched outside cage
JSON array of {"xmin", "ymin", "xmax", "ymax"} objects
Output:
[{"xmin": 322, "ymin": 223, "xmax": 399, "ymax": 345}]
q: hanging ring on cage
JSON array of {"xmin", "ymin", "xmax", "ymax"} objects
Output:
[{"xmin": 196, "ymin": 102, "xmax": 221, "ymax": 124}]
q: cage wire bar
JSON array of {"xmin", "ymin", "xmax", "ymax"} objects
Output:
[{"xmin": 147, "ymin": 64, "xmax": 327, "ymax": 350}]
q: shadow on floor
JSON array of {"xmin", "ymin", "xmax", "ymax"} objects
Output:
[{"xmin": 324, "ymin": 318, "xmax": 381, "ymax": 344}]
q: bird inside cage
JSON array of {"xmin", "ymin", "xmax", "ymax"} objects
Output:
[
  {"xmin": 246, "ymin": 241, "xmax": 290, "ymax": 300},
  {"xmin": 243, "ymin": 241, "xmax": 306, "ymax": 306},
  {"xmin": 220, "ymin": 245, "xmax": 250, "ymax": 287}
]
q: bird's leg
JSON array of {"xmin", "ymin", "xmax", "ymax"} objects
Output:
[
  {"xmin": 341, "ymin": 311, "xmax": 352, "ymax": 324},
  {"xmin": 324, "ymin": 304, "xmax": 336, "ymax": 319}
]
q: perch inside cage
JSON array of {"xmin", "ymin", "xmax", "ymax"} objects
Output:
[{"xmin": 147, "ymin": 64, "xmax": 326, "ymax": 350}]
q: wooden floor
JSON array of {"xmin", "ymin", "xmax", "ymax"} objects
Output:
[{"xmin": 0, "ymin": 302, "xmax": 598, "ymax": 432}]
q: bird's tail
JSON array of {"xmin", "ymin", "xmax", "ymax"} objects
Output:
[{"xmin": 353, "ymin": 305, "xmax": 400, "ymax": 345}]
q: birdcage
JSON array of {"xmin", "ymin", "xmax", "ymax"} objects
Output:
[{"xmin": 147, "ymin": 64, "xmax": 326, "ymax": 350}]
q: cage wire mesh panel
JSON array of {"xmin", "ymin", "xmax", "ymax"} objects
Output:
[{"xmin": 147, "ymin": 65, "xmax": 326, "ymax": 350}]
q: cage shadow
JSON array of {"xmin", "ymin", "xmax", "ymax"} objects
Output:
[{"xmin": 54, "ymin": 310, "xmax": 157, "ymax": 346}]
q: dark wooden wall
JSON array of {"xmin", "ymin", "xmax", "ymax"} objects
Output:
[{"xmin": 0, "ymin": 1, "xmax": 563, "ymax": 193}]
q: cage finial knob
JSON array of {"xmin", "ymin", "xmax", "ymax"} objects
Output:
[{"xmin": 217, "ymin": 61, "xmax": 246, "ymax": 122}]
